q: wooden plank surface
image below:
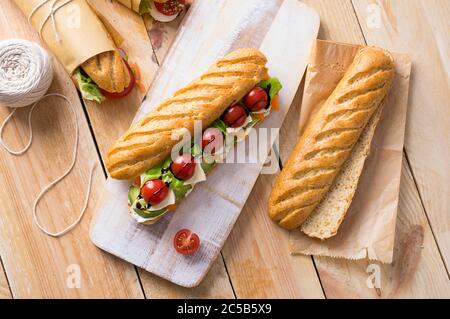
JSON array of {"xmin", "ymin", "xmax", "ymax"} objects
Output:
[
  {"xmin": 0, "ymin": 259, "xmax": 11, "ymax": 299},
  {"xmin": 0, "ymin": 0, "xmax": 144, "ymax": 298},
  {"xmin": 352, "ymin": 0, "xmax": 450, "ymax": 274}
]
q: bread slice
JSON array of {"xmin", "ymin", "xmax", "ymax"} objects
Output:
[{"xmin": 300, "ymin": 103, "xmax": 384, "ymax": 239}]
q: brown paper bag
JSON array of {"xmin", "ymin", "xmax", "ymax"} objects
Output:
[
  {"xmin": 289, "ymin": 40, "xmax": 412, "ymax": 263},
  {"xmin": 14, "ymin": 0, "xmax": 115, "ymax": 75}
]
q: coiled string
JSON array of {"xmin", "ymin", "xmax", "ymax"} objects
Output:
[{"xmin": 0, "ymin": 39, "xmax": 95, "ymax": 237}]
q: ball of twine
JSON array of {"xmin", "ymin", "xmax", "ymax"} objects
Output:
[{"xmin": 0, "ymin": 38, "xmax": 53, "ymax": 108}]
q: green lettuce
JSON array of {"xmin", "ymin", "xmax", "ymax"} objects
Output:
[
  {"xmin": 170, "ymin": 177, "xmax": 192, "ymax": 199},
  {"xmin": 74, "ymin": 68, "xmax": 104, "ymax": 103},
  {"xmin": 257, "ymin": 77, "xmax": 282, "ymax": 100},
  {"xmin": 139, "ymin": 0, "xmax": 151, "ymax": 15},
  {"xmin": 210, "ymin": 118, "xmax": 228, "ymax": 135}
]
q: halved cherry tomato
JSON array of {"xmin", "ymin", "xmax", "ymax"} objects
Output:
[
  {"xmin": 201, "ymin": 127, "xmax": 223, "ymax": 155},
  {"xmin": 100, "ymin": 58, "xmax": 136, "ymax": 99},
  {"xmin": 170, "ymin": 154, "xmax": 196, "ymax": 180},
  {"xmin": 173, "ymin": 229, "xmax": 200, "ymax": 255},
  {"xmin": 154, "ymin": 0, "xmax": 183, "ymax": 16},
  {"xmin": 222, "ymin": 104, "xmax": 247, "ymax": 128},
  {"xmin": 141, "ymin": 179, "xmax": 169, "ymax": 205},
  {"xmin": 243, "ymin": 87, "xmax": 268, "ymax": 112}
]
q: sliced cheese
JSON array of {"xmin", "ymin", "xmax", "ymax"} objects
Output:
[
  {"xmin": 184, "ymin": 162, "xmax": 206, "ymax": 185},
  {"xmin": 148, "ymin": 189, "xmax": 176, "ymax": 211},
  {"xmin": 251, "ymin": 104, "xmax": 271, "ymax": 118}
]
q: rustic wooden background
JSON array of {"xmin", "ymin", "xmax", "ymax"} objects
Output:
[{"xmin": 0, "ymin": 0, "xmax": 449, "ymax": 298}]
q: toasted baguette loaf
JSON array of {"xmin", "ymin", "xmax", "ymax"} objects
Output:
[
  {"xmin": 301, "ymin": 102, "xmax": 384, "ymax": 239},
  {"xmin": 81, "ymin": 50, "xmax": 131, "ymax": 93},
  {"xmin": 268, "ymin": 46, "xmax": 394, "ymax": 230},
  {"xmin": 106, "ymin": 48, "xmax": 269, "ymax": 180}
]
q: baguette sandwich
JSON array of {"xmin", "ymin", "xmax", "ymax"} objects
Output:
[
  {"xmin": 268, "ymin": 46, "xmax": 394, "ymax": 236},
  {"xmin": 73, "ymin": 50, "xmax": 135, "ymax": 103},
  {"xmin": 106, "ymin": 48, "xmax": 282, "ymax": 224}
]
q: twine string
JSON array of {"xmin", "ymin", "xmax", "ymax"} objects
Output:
[
  {"xmin": 0, "ymin": 39, "xmax": 95, "ymax": 238},
  {"xmin": 28, "ymin": 0, "xmax": 74, "ymax": 42}
]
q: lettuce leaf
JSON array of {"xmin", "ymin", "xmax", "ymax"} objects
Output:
[
  {"xmin": 210, "ymin": 118, "xmax": 228, "ymax": 135},
  {"xmin": 257, "ymin": 77, "xmax": 282, "ymax": 100},
  {"xmin": 139, "ymin": 0, "xmax": 151, "ymax": 15},
  {"xmin": 170, "ymin": 177, "xmax": 192, "ymax": 199},
  {"xmin": 74, "ymin": 68, "xmax": 104, "ymax": 103}
]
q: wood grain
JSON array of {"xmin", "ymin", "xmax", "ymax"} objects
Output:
[
  {"xmin": 143, "ymin": 5, "xmax": 188, "ymax": 65},
  {"xmin": 352, "ymin": 0, "xmax": 450, "ymax": 274},
  {"xmin": 0, "ymin": 0, "xmax": 144, "ymax": 298},
  {"xmin": 0, "ymin": 259, "xmax": 11, "ymax": 299}
]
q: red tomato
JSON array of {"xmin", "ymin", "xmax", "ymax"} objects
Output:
[
  {"xmin": 100, "ymin": 58, "xmax": 136, "ymax": 99},
  {"xmin": 201, "ymin": 128, "xmax": 223, "ymax": 154},
  {"xmin": 243, "ymin": 87, "xmax": 268, "ymax": 112},
  {"xmin": 154, "ymin": 0, "xmax": 183, "ymax": 16},
  {"xmin": 170, "ymin": 154, "xmax": 196, "ymax": 180},
  {"xmin": 141, "ymin": 179, "xmax": 169, "ymax": 205},
  {"xmin": 222, "ymin": 104, "xmax": 247, "ymax": 128},
  {"xmin": 173, "ymin": 229, "xmax": 200, "ymax": 255}
]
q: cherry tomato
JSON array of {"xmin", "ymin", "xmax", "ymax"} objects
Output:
[
  {"xmin": 243, "ymin": 87, "xmax": 268, "ymax": 112},
  {"xmin": 201, "ymin": 128, "xmax": 223, "ymax": 155},
  {"xmin": 141, "ymin": 179, "xmax": 169, "ymax": 205},
  {"xmin": 154, "ymin": 0, "xmax": 183, "ymax": 16},
  {"xmin": 222, "ymin": 104, "xmax": 247, "ymax": 128},
  {"xmin": 173, "ymin": 229, "xmax": 200, "ymax": 255},
  {"xmin": 100, "ymin": 58, "xmax": 136, "ymax": 99},
  {"xmin": 170, "ymin": 154, "xmax": 196, "ymax": 180}
]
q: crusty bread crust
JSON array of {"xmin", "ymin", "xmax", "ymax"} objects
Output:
[
  {"xmin": 268, "ymin": 46, "xmax": 394, "ymax": 230},
  {"xmin": 301, "ymin": 102, "xmax": 384, "ymax": 239},
  {"xmin": 106, "ymin": 48, "xmax": 269, "ymax": 180},
  {"xmin": 81, "ymin": 50, "xmax": 131, "ymax": 93}
]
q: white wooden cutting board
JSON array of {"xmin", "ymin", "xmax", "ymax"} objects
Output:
[{"xmin": 90, "ymin": 0, "xmax": 319, "ymax": 287}]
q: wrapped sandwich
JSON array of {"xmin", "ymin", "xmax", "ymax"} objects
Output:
[
  {"xmin": 116, "ymin": 0, "xmax": 186, "ymax": 22},
  {"xmin": 14, "ymin": 0, "xmax": 135, "ymax": 102},
  {"xmin": 106, "ymin": 48, "xmax": 282, "ymax": 224}
]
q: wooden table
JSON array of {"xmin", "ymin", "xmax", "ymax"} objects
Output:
[{"xmin": 0, "ymin": 0, "xmax": 449, "ymax": 298}]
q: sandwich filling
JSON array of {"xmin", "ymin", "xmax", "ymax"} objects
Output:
[
  {"xmin": 139, "ymin": 0, "xmax": 185, "ymax": 22},
  {"xmin": 128, "ymin": 77, "xmax": 282, "ymax": 223}
]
